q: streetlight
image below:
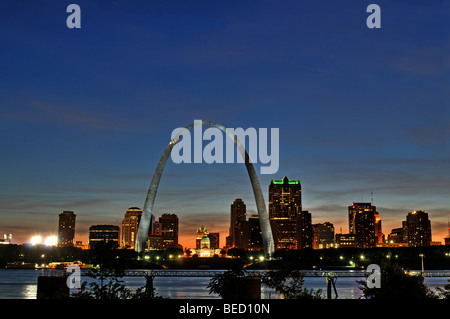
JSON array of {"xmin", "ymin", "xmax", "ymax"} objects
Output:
[{"xmin": 419, "ymin": 254, "xmax": 425, "ymax": 275}]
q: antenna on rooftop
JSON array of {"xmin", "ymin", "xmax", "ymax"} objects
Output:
[{"xmin": 371, "ymin": 191, "xmax": 374, "ymax": 205}]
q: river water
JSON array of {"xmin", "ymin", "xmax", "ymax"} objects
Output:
[{"xmin": 0, "ymin": 269, "xmax": 448, "ymax": 299}]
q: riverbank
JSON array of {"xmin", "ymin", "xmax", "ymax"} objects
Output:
[{"xmin": 2, "ymin": 245, "xmax": 450, "ymax": 270}]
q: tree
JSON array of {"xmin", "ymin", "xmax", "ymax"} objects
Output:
[
  {"xmin": 436, "ymin": 280, "xmax": 450, "ymax": 300},
  {"xmin": 208, "ymin": 262, "xmax": 245, "ymax": 299},
  {"xmin": 261, "ymin": 264, "xmax": 323, "ymax": 299},
  {"xmin": 358, "ymin": 261, "xmax": 436, "ymax": 300}
]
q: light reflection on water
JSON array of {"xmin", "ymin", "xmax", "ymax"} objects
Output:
[{"xmin": 0, "ymin": 269, "xmax": 448, "ymax": 299}]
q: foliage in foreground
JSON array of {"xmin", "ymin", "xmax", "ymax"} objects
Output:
[
  {"xmin": 357, "ymin": 261, "xmax": 437, "ymax": 300},
  {"xmin": 208, "ymin": 261, "xmax": 323, "ymax": 299}
]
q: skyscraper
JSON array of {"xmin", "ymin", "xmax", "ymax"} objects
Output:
[
  {"xmin": 58, "ymin": 211, "xmax": 76, "ymax": 247},
  {"xmin": 234, "ymin": 219, "xmax": 250, "ymax": 249},
  {"xmin": 269, "ymin": 176, "xmax": 301, "ymax": 249},
  {"xmin": 348, "ymin": 202, "xmax": 379, "ymax": 248},
  {"xmin": 121, "ymin": 206, "xmax": 142, "ymax": 249},
  {"xmin": 374, "ymin": 212, "xmax": 384, "ymax": 244},
  {"xmin": 348, "ymin": 202, "xmax": 377, "ymax": 234},
  {"xmin": 249, "ymin": 215, "xmax": 263, "ymax": 250},
  {"xmin": 406, "ymin": 210, "xmax": 432, "ymax": 247},
  {"xmin": 160, "ymin": 213, "xmax": 179, "ymax": 249},
  {"xmin": 355, "ymin": 210, "xmax": 376, "ymax": 248},
  {"xmin": 298, "ymin": 211, "xmax": 313, "ymax": 249},
  {"xmin": 228, "ymin": 198, "xmax": 246, "ymax": 248}
]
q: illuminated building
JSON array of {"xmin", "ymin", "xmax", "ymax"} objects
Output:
[
  {"xmin": 74, "ymin": 241, "xmax": 89, "ymax": 250},
  {"xmin": 160, "ymin": 213, "xmax": 179, "ymax": 249},
  {"xmin": 235, "ymin": 220, "xmax": 251, "ymax": 249},
  {"xmin": 227, "ymin": 198, "xmax": 262, "ymax": 250},
  {"xmin": 406, "ymin": 210, "xmax": 432, "ymax": 247},
  {"xmin": 335, "ymin": 233, "xmax": 356, "ymax": 248},
  {"xmin": 348, "ymin": 203, "xmax": 378, "ymax": 234},
  {"xmin": 58, "ymin": 211, "xmax": 76, "ymax": 247},
  {"xmin": 249, "ymin": 215, "xmax": 263, "ymax": 250},
  {"xmin": 387, "ymin": 227, "xmax": 407, "ymax": 244},
  {"xmin": 355, "ymin": 209, "xmax": 376, "ymax": 248},
  {"xmin": 152, "ymin": 220, "xmax": 162, "ymax": 235},
  {"xmin": 209, "ymin": 232, "xmax": 220, "ymax": 249},
  {"xmin": 298, "ymin": 211, "xmax": 313, "ymax": 249},
  {"xmin": 348, "ymin": 202, "xmax": 382, "ymax": 249},
  {"xmin": 313, "ymin": 222, "xmax": 335, "ymax": 249},
  {"xmin": 196, "ymin": 226, "xmax": 208, "ymax": 249},
  {"xmin": 146, "ymin": 234, "xmax": 162, "ymax": 250},
  {"xmin": 0, "ymin": 234, "xmax": 12, "ymax": 245},
  {"xmin": 199, "ymin": 234, "xmax": 211, "ymax": 257},
  {"xmin": 194, "ymin": 226, "xmax": 217, "ymax": 257},
  {"xmin": 374, "ymin": 212, "xmax": 384, "ymax": 244},
  {"xmin": 269, "ymin": 176, "xmax": 301, "ymax": 249},
  {"xmin": 89, "ymin": 225, "xmax": 120, "ymax": 249},
  {"xmin": 227, "ymin": 198, "xmax": 246, "ymax": 248},
  {"xmin": 122, "ymin": 207, "xmax": 142, "ymax": 249}
]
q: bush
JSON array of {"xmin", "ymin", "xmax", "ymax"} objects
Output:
[{"xmin": 357, "ymin": 261, "xmax": 437, "ymax": 300}]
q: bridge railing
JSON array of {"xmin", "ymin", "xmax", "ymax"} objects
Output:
[{"xmin": 76, "ymin": 269, "xmax": 450, "ymax": 278}]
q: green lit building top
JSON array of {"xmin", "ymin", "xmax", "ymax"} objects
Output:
[{"xmin": 269, "ymin": 176, "xmax": 303, "ymax": 249}]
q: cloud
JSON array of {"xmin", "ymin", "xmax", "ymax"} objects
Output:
[{"xmin": 1, "ymin": 100, "xmax": 137, "ymax": 132}]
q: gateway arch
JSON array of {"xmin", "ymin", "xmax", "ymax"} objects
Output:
[{"xmin": 135, "ymin": 120, "xmax": 275, "ymax": 257}]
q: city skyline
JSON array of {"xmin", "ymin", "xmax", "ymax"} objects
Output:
[
  {"xmin": 1, "ymin": 1, "xmax": 449, "ymax": 248},
  {"xmin": 4, "ymin": 177, "xmax": 448, "ymax": 250}
]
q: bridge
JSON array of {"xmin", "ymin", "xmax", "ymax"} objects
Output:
[{"xmin": 117, "ymin": 270, "xmax": 450, "ymax": 278}]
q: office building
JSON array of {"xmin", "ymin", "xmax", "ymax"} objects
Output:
[
  {"xmin": 354, "ymin": 209, "xmax": 376, "ymax": 248},
  {"xmin": 406, "ymin": 210, "xmax": 432, "ymax": 247},
  {"xmin": 146, "ymin": 235, "xmax": 162, "ymax": 250},
  {"xmin": 121, "ymin": 206, "xmax": 142, "ymax": 249},
  {"xmin": 313, "ymin": 222, "xmax": 335, "ymax": 249},
  {"xmin": 335, "ymin": 233, "xmax": 356, "ymax": 248},
  {"xmin": 348, "ymin": 202, "xmax": 378, "ymax": 234},
  {"xmin": 160, "ymin": 213, "xmax": 179, "ymax": 249},
  {"xmin": 227, "ymin": 198, "xmax": 247, "ymax": 248},
  {"xmin": 348, "ymin": 202, "xmax": 381, "ymax": 249},
  {"xmin": 209, "ymin": 232, "xmax": 220, "ymax": 250},
  {"xmin": 89, "ymin": 225, "xmax": 120, "ymax": 249},
  {"xmin": 298, "ymin": 210, "xmax": 313, "ymax": 249},
  {"xmin": 249, "ymin": 215, "xmax": 263, "ymax": 250},
  {"xmin": 269, "ymin": 176, "xmax": 302, "ymax": 249},
  {"xmin": 58, "ymin": 211, "xmax": 76, "ymax": 247},
  {"xmin": 374, "ymin": 212, "xmax": 384, "ymax": 244},
  {"xmin": 387, "ymin": 227, "xmax": 406, "ymax": 244}
]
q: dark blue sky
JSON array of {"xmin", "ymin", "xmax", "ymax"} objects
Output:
[{"xmin": 1, "ymin": 0, "xmax": 449, "ymax": 247}]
